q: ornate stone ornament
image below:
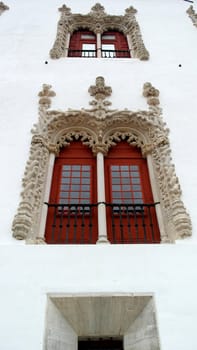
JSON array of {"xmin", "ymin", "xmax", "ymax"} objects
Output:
[
  {"xmin": 50, "ymin": 3, "xmax": 149, "ymax": 60},
  {"xmin": 187, "ymin": 6, "xmax": 197, "ymax": 27},
  {"xmin": 0, "ymin": 1, "xmax": 9, "ymax": 15},
  {"xmin": 12, "ymin": 78, "xmax": 192, "ymax": 243}
]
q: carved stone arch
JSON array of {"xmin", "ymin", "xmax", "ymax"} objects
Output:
[
  {"xmin": 52, "ymin": 126, "xmax": 99, "ymax": 155},
  {"xmin": 50, "ymin": 3, "xmax": 149, "ymax": 60},
  {"xmin": 12, "ymin": 79, "xmax": 192, "ymax": 243},
  {"xmin": 102, "ymin": 127, "xmax": 147, "ymax": 154}
]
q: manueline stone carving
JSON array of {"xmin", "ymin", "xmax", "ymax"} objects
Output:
[
  {"xmin": 50, "ymin": 3, "xmax": 149, "ymax": 60},
  {"xmin": 0, "ymin": 1, "xmax": 9, "ymax": 15},
  {"xmin": 187, "ymin": 6, "xmax": 197, "ymax": 27},
  {"xmin": 12, "ymin": 78, "xmax": 192, "ymax": 243}
]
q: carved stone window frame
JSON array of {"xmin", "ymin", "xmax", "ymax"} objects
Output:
[
  {"xmin": 187, "ymin": 6, "xmax": 197, "ymax": 28},
  {"xmin": 50, "ymin": 3, "xmax": 149, "ymax": 60},
  {"xmin": 12, "ymin": 77, "xmax": 192, "ymax": 244}
]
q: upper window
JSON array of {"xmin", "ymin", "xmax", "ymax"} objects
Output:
[
  {"xmin": 68, "ymin": 30, "xmax": 130, "ymax": 58},
  {"xmin": 50, "ymin": 4, "xmax": 149, "ymax": 60}
]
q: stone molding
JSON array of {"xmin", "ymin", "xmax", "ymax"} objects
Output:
[
  {"xmin": 0, "ymin": 1, "xmax": 9, "ymax": 15},
  {"xmin": 12, "ymin": 77, "xmax": 192, "ymax": 243},
  {"xmin": 50, "ymin": 3, "xmax": 149, "ymax": 60},
  {"xmin": 187, "ymin": 6, "xmax": 197, "ymax": 27}
]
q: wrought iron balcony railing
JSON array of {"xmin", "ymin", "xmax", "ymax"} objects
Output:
[
  {"xmin": 68, "ymin": 49, "xmax": 130, "ymax": 58},
  {"xmin": 45, "ymin": 202, "xmax": 160, "ymax": 244}
]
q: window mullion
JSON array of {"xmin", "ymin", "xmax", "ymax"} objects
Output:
[
  {"xmin": 96, "ymin": 152, "xmax": 109, "ymax": 243},
  {"xmin": 96, "ymin": 33, "xmax": 102, "ymax": 58}
]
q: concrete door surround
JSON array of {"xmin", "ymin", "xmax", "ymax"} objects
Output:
[{"xmin": 45, "ymin": 293, "xmax": 160, "ymax": 350}]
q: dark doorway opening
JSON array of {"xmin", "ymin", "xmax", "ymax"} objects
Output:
[{"xmin": 78, "ymin": 339, "xmax": 123, "ymax": 350}]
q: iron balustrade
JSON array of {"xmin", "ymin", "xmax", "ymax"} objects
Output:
[
  {"xmin": 101, "ymin": 49, "xmax": 130, "ymax": 58},
  {"xmin": 68, "ymin": 49, "xmax": 96, "ymax": 57},
  {"xmin": 45, "ymin": 202, "xmax": 160, "ymax": 244},
  {"xmin": 68, "ymin": 49, "xmax": 130, "ymax": 58}
]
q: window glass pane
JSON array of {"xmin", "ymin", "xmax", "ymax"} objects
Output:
[
  {"xmin": 81, "ymin": 34, "xmax": 96, "ymax": 39},
  {"xmin": 130, "ymin": 165, "xmax": 138, "ymax": 171},
  {"xmin": 81, "ymin": 178, "xmax": 90, "ymax": 184},
  {"xmin": 111, "ymin": 171, "xmax": 120, "ymax": 177},
  {"xmin": 121, "ymin": 171, "xmax": 129, "ymax": 177},
  {"xmin": 70, "ymin": 192, "xmax": 79, "ymax": 199},
  {"xmin": 112, "ymin": 178, "xmax": 120, "ymax": 184},
  {"xmin": 62, "ymin": 171, "xmax": 70, "ymax": 177},
  {"xmin": 72, "ymin": 171, "xmax": 80, "ymax": 177},
  {"xmin": 81, "ymin": 192, "xmax": 90, "ymax": 199},
  {"xmin": 82, "ymin": 165, "xmax": 90, "ymax": 170},
  {"xmin": 130, "ymin": 171, "xmax": 139, "ymax": 177},
  {"xmin": 132, "ymin": 185, "xmax": 141, "ymax": 191},
  {"xmin": 111, "ymin": 165, "xmax": 119, "ymax": 171},
  {"xmin": 60, "ymin": 184, "xmax": 70, "ymax": 190},
  {"xmin": 71, "ymin": 185, "xmax": 80, "ymax": 191},
  {"xmin": 131, "ymin": 178, "xmax": 140, "ymax": 184},
  {"xmin": 82, "ymin": 44, "xmax": 96, "ymax": 57},
  {"xmin": 122, "ymin": 185, "xmax": 131, "ymax": 191},
  {"xmin": 102, "ymin": 35, "xmax": 116, "ymax": 40},
  {"xmin": 121, "ymin": 178, "xmax": 130, "ymax": 184},
  {"xmin": 120, "ymin": 165, "xmax": 129, "ymax": 171},
  {"xmin": 123, "ymin": 192, "xmax": 132, "ymax": 199},
  {"xmin": 59, "ymin": 192, "xmax": 68, "ymax": 198},
  {"xmin": 102, "ymin": 44, "xmax": 115, "ymax": 50},
  {"xmin": 81, "ymin": 185, "xmax": 90, "ymax": 191},
  {"xmin": 82, "ymin": 171, "xmax": 90, "ymax": 178},
  {"xmin": 62, "ymin": 165, "xmax": 71, "ymax": 170},
  {"xmin": 72, "ymin": 165, "xmax": 80, "ymax": 170},
  {"xmin": 112, "ymin": 192, "xmax": 121, "ymax": 199},
  {"xmin": 61, "ymin": 177, "xmax": 70, "ymax": 184},
  {"xmin": 72, "ymin": 178, "xmax": 80, "ymax": 184},
  {"xmin": 112, "ymin": 185, "xmax": 121, "ymax": 191},
  {"xmin": 133, "ymin": 192, "xmax": 142, "ymax": 198}
]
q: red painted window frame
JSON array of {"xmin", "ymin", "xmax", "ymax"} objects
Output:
[
  {"xmin": 45, "ymin": 142, "xmax": 98, "ymax": 244},
  {"xmin": 104, "ymin": 142, "xmax": 160, "ymax": 243}
]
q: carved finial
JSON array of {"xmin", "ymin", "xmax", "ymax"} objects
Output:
[
  {"xmin": 38, "ymin": 84, "xmax": 56, "ymax": 109},
  {"xmin": 58, "ymin": 4, "xmax": 71, "ymax": 15},
  {"xmin": 0, "ymin": 1, "xmax": 9, "ymax": 15},
  {"xmin": 124, "ymin": 6, "xmax": 137, "ymax": 16},
  {"xmin": 186, "ymin": 5, "xmax": 197, "ymax": 27},
  {"xmin": 143, "ymin": 82, "xmax": 160, "ymax": 106},
  {"xmin": 88, "ymin": 77, "xmax": 112, "ymax": 119},
  {"xmin": 89, "ymin": 76, "xmax": 112, "ymax": 101},
  {"xmin": 90, "ymin": 3, "xmax": 106, "ymax": 16}
]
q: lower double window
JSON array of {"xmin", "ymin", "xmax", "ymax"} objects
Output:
[{"xmin": 45, "ymin": 141, "xmax": 160, "ymax": 244}]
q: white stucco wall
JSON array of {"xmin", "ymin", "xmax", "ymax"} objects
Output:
[{"xmin": 0, "ymin": 1, "xmax": 197, "ymax": 349}]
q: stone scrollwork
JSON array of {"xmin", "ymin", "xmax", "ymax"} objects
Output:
[
  {"xmin": 12, "ymin": 77, "xmax": 192, "ymax": 243},
  {"xmin": 50, "ymin": 3, "xmax": 149, "ymax": 60},
  {"xmin": 0, "ymin": 1, "xmax": 9, "ymax": 15},
  {"xmin": 187, "ymin": 6, "xmax": 197, "ymax": 27}
]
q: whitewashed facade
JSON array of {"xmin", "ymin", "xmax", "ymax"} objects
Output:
[{"xmin": 0, "ymin": 0, "xmax": 197, "ymax": 349}]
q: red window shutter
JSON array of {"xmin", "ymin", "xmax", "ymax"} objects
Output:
[
  {"xmin": 105, "ymin": 142, "xmax": 160, "ymax": 243},
  {"xmin": 101, "ymin": 31, "xmax": 130, "ymax": 57},
  {"xmin": 45, "ymin": 142, "xmax": 98, "ymax": 244},
  {"xmin": 69, "ymin": 31, "xmax": 96, "ymax": 57}
]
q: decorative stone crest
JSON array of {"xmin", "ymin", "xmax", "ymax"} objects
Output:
[
  {"xmin": 187, "ymin": 6, "xmax": 197, "ymax": 27},
  {"xmin": 50, "ymin": 3, "xmax": 149, "ymax": 60},
  {"xmin": 0, "ymin": 1, "xmax": 9, "ymax": 15},
  {"xmin": 12, "ymin": 78, "xmax": 192, "ymax": 243}
]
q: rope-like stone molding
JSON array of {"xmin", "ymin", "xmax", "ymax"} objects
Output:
[
  {"xmin": 50, "ymin": 3, "xmax": 149, "ymax": 60},
  {"xmin": 187, "ymin": 6, "xmax": 197, "ymax": 27},
  {"xmin": 0, "ymin": 1, "xmax": 9, "ymax": 15},
  {"xmin": 12, "ymin": 77, "xmax": 192, "ymax": 243}
]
